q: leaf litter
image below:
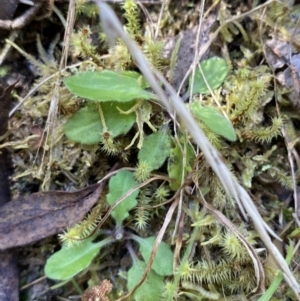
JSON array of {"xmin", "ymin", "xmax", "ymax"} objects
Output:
[{"xmin": 0, "ymin": 182, "xmax": 105, "ymax": 250}]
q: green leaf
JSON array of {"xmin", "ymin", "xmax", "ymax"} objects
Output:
[
  {"xmin": 64, "ymin": 70, "xmax": 156, "ymax": 102},
  {"xmin": 64, "ymin": 102, "xmax": 136, "ymax": 144},
  {"xmin": 288, "ymin": 227, "xmax": 300, "ymax": 239},
  {"xmin": 138, "ymin": 129, "xmax": 171, "ymax": 172},
  {"xmin": 138, "ymin": 236, "xmax": 173, "ymax": 276},
  {"xmin": 168, "ymin": 136, "xmax": 195, "ymax": 191},
  {"xmin": 188, "ymin": 57, "xmax": 228, "ymax": 95},
  {"xmin": 120, "ymin": 70, "xmax": 150, "ymax": 89},
  {"xmin": 190, "ymin": 102, "xmax": 236, "ymax": 141},
  {"xmin": 127, "ymin": 259, "xmax": 164, "ymax": 301},
  {"xmin": 64, "ymin": 103, "xmax": 102, "ymax": 144},
  {"xmin": 45, "ymin": 239, "xmax": 102, "ymax": 280},
  {"xmin": 106, "ymin": 170, "xmax": 139, "ymax": 225}
]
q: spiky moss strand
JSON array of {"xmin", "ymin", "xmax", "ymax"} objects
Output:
[
  {"xmin": 154, "ymin": 185, "xmax": 170, "ymax": 203},
  {"xmin": 122, "ymin": 0, "xmax": 141, "ymax": 39},
  {"xmin": 134, "ymin": 161, "xmax": 151, "ymax": 182},
  {"xmin": 134, "ymin": 189, "xmax": 151, "ymax": 231},
  {"xmin": 58, "ymin": 204, "xmax": 102, "ymax": 247}
]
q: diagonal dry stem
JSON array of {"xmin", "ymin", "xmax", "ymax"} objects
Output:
[{"xmin": 38, "ymin": 0, "xmax": 76, "ymax": 189}]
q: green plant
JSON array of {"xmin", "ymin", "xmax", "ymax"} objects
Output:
[
  {"xmin": 64, "ymin": 70, "xmax": 158, "ymax": 152},
  {"xmin": 9, "ymin": 0, "xmax": 298, "ymax": 299},
  {"xmin": 45, "ymin": 170, "xmax": 173, "ymax": 301},
  {"xmin": 50, "ymin": 51, "xmax": 287, "ymax": 298},
  {"xmin": 188, "ymin": 57, "xmax": 229, "ymax": 95},
  {"xmin": 190, "ymin": 102, "xmax": 236, "ymax": 142},
  {"xmin": 43, "ymin": 51, "xmax": 241, "ymax": 298}
]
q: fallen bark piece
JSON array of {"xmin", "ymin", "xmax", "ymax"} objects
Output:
[
  {"xmin": 0, "ymin": 183, "xmax": 104, "ymax": 250},
  {"xmin": 0, "ymin": 80, "xmax": 19, "ymax": 300},
  {"xmin": 0, "ymin": 251, "xmax": 18, "ymax": 301}
]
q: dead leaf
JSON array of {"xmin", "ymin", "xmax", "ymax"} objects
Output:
[
  {"xmin": 0, "ymin": 251, "xmax": 18, "ymax": 301},
  {"xmin": 265, "ymin": 37, "xmax": 300, "ymax": 110},
  {"xmin": 265, "ymin": 38, "xmax": 289, "ymax": 70},
  {"xmin": 277, "ymin": 54, "xmax": 300, "ymax": 110},
  {"xmin": 0, "ymin": 183, "xmax": 105, "ymax": 250}
]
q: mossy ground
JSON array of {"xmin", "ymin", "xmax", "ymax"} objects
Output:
[{"xmin": 1, "ymin": 0, "xmax": 300, "ymax": 300}]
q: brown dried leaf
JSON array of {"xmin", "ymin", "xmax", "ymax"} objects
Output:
[
  {"xmin": 0, "ymin": 183, "xmax": 104, "ymax": 250},
  {"xmin": 265, "ymin": 38, "xmax": 289, "ymax": 70},
  {"xmin": 277, "ymin": 54, "xmax": 300, "ymax": 110},
  {"xmin": 265, "ymin": 38, "xmax": 300, "ymax": 110},
  {"xmin": 0, "ymin": 251, "xmax": 18, "ymax": 301}
]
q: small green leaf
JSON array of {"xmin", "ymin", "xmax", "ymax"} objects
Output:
[
  {"xmin": 64, "ymin": 102, "xmax": 136, "ymax": 144},
  {"xmin": 120, "ymin": 70, "xmax": 150, "ymax": 89},
  {"xmin": 64, "ymin": 70, "xmax": 156, "ymax": 102},
  {"xmin": 127, "ymin": 259, "xmax": 164, "ymax": 301},
  {"xmin": 64, "ymin": 103, "xmax": 102, "ymax": 144},
  {"xmin": 45, "ymin": 239, "xmax": 102, "ymax": 280},
  {"xmin": 168, "ymin": 137, "xmax": 195, "ymax": 191},
  {"xmin": 106, "ymin": 170, "xmax": 139, "ymax": 225},
  {"xmin": 138, "ymin": 129, "xmax": 171, "ymax": 172},
  {"xmin": 188, "ymin": 57, "xmax": 228, "ymax": 95},
  {"xmin": 138, "ymin": 236, "xmax": 173, "ymax": 276},
  {"xmin": 257, "ymin": 241, "xmax": 293, "ymax": 301},
  {"xmin": 190, "ymin": 102, "xmax": 236, "ymax": 141},
  {"xmin": 288, "ymin": 227, "xmax": 300, "ymax": 239}
]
